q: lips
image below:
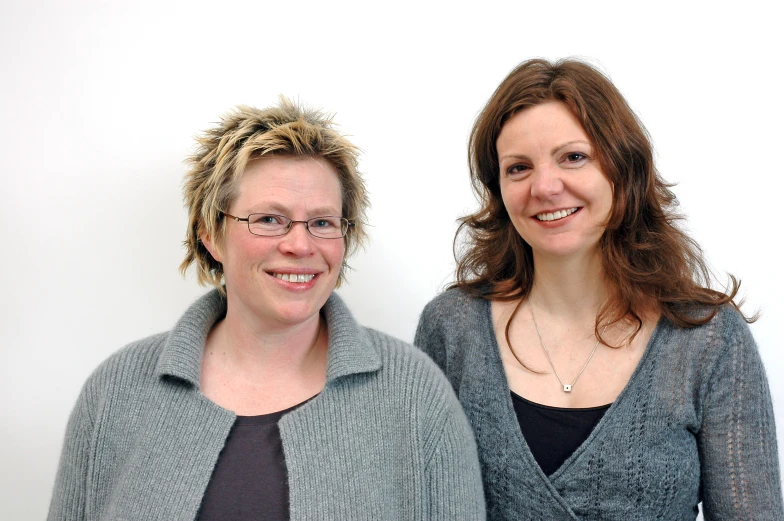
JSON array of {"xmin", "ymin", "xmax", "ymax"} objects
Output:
[
  {"xmin": 535, "ymin": 207, "xmax": 579, "ymax": 222},
  {"xmin": 271, "ymin": 272, "xmax": 317, "ymax": 283}
]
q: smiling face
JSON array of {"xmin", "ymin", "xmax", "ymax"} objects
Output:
[
  {"xmin": 496, "ymin": 101, "xmax": 613, "ymax": 263},
  {"xmin": 202, "ymin": 156, "xmax": 345, "ymax": 332}
]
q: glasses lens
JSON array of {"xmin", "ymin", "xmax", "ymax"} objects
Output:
[
  {"xmin": 247, "ymin": 214, "xmax": 290, "ymax": 236},
  {"xmin": 307, "ymin": 217, "xmax": 346, "ymax": 238}
]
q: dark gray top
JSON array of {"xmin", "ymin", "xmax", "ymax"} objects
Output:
[
  {"xmin": 197, "ymin": 401, "xmax": 308, "ymax": 521},
  {"xmin": 415, "ymin": 288, "xmax": 782, "ymax": 521}
]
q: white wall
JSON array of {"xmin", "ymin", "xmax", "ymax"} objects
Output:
[{"xmin": 1, "ymin": 0, "xmax": 781, "ymax": 518}]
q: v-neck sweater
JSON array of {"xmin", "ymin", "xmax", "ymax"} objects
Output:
[
  {"xmin": 48, "ymin": 290, "xmax": 485, "ymax": 520},
  {"xmin": 414, "ymin": 288, "xmax": 782, "ymax": 520}
]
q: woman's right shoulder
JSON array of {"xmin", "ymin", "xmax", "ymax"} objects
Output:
[
  {"xmin": 59, "ymin": 331, "xmax": 173, "ymax": 438},
  {"xmin": 415, "ymin": 288, "xmax": 490, "ymax": 369},
  {"xmin": 419, "ymin": 287, "xmax": 484, "ymax": 323},
  {"xmin": 79, "ymin": 331, "xmax": 171, "ymax": 398}
]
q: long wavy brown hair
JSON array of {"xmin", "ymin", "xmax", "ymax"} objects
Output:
[{"xmin": 453, "ymin": 58, "xmax": 752, "ymax": 345}]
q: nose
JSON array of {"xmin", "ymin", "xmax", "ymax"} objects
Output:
[
  {"xmin": 529, "ymin": 164, "xmax": 564, "ymax": 200},
  {"xmin": 278, "ymin": 221, "xmax": 315, "ymax": 256}
]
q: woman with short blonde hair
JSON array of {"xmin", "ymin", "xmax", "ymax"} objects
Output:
[{"xmin": 49, "ymin": 98, "xmax": 485, "ymax": 521}]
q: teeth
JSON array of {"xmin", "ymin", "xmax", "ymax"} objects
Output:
[
  {"xmin": 536, "ymin": 208, "xmax": 578, "ymax": 222},
  {"xmin": 273, "ymin": 273, "xmax": 315, "ymax": 283}
]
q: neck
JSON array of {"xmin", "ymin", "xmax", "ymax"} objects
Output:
[
  {"xmin": 529, "ymin": 249, "xmax": 608, "ymax": 327},
  {"xmin": 208, "ymin": 303, "xmax": 326, "ymax": 380}
]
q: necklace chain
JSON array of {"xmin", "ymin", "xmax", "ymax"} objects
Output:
[{"xmin": 528, "ymin": 302, "xmax": 607, "ymax": 393}]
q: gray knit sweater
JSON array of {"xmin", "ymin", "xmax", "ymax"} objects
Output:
[
  {"xmin": 48, "ymin": 290, "xmax": 485, "ymax": 520},
  {"xmin": 415, "ymin": 289, "xmax": 783, "ymax": 521}
]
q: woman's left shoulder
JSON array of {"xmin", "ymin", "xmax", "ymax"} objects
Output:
[
  {"xmin": 665, "ymin": 303, "xmax": 754, "ymax": 346},
  {"xmin": 710, "ymin": 303, "xmax": 753, "ymax": 332},
  {"xmin": 688, "ymin": 303, "xmax": 756, "ymax": 351},
  {"xmin": 667, "ymin": 304, "xmax": 764, "ymax": 384},
  {"xmin": 360, "ymin": 327, "xmax": 476, "ymax": 438},
  {"xmin": 706, "ymin": 304, "xmax": 766, "ymax": 372},
  {"xmin": 362, "ymin": 327, "xmax": 460, "ymax": 399},
  {"xmin": 652, "ymin": 304, "xmax": 762, "ymax": 387},
  {"xmin": 364, "ymin": 327, "xmax": 450, "ymax": 376}
]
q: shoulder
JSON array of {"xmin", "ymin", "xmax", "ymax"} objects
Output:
[
  {"xmin": 659, "ymin": 304, "xmax": 763, "ymax": 396},
  {"xmin": 669, "ymin": 304, "xmax": 756, "ymax": 358},
  {"xmin": 77, "ymin": 331, "xmax": 170, "ymax": 409},
  {"xmin": 93, "ymin": 331, "xmax": 169, "ymax": 381},
  {"xmin": 700, "ymin": 304, "xmax": 762, "ymax": 375},
  {"xmin": 709, "ymin": 303, "xmax": 754, "ymax": 342},
  {"xmin": 75, "ymin": 291, "xmax": 222, "ymax": 408},
  {"xmin": 360, "ymin": 327, "xmax": 464, "ymax": 411},
  {"xmin": 363, "ymin": 327, "xmax": 453, "ymax": 385},
  {"xmin": 58, "ymin": 330, "xmax": 171, "ymax": 445},
  {"xmin": 418, "ymin": 287, "xmax": 486, "ymax": 329},
  {"xmin": 421, "ymin": 287, "xmax": 479, "ymax": 314},
  {"xmin": 416, "ymin": 288, "xmax": 490, "ymax": 343},
  {"xmin": 359, "ymin": 326, "xmax": 475, "ymax": 443}
]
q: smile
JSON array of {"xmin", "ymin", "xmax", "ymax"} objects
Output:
[
  {"xmin": 272, "ymin": 273, "xmax": 316, "ymax": 283},
  {"xmin": 535, "ymin": 208, "xmax": 579, "ymax": 222}
]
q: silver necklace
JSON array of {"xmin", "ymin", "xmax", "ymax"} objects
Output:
[{"xmin": 529, "ymin": 302, "xmax": 607, "ymax": 393}]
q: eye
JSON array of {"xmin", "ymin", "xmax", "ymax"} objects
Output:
[
  {"xmin": 562, "ymin": 152, "xmax": 589, "ymax": 167},
  {"xmin": 505, "ymin": 163, "xmax": 531, "ymax": 179},
  {"xmin": 310, "ymin": 217, "xmax": 337, "ymax": 229},
  {"xmin": 250, "ymin": 214, "xmax": 286, "ymax": 226}
]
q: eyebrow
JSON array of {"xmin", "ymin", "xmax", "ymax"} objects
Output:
[
  {"xmin": 247, "ymin": 203, "xmax": 342, "ymax": 216},
  {"xmin": 552, "ymin": 140, "xmax": 592, "ymax": 155},
  {"xmin": 499, "ymin": 140, "xmax": 592, "ymax": 162}
]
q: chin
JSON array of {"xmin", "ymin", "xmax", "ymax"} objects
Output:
[
  {"xmin": 531, "ymin": 240, "xmax": 601, "ymax": 260},
  {"xmin": 271, "ymin": 299, "xmax": 327, "ymax": 326}
]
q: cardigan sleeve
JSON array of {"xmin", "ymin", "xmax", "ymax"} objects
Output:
[
  {"xmin": 697, "ymin": 311, "xmax": 783, "ymax": 520},
  {"xmin": 47, "ymin": 380, "xmax": 98, "ymax": 521}
]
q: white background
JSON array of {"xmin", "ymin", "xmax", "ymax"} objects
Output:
[{"xmin": 1, "ymin": 0, "xmax": 782, "ymax": 518}]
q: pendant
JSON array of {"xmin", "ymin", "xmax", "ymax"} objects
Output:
[{"xmin": 563, "ymin": 384, "xmax": 572, "ymax": 392}]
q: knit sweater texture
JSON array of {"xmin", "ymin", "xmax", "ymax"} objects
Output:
[
  {"xmin": 48, "ymin": 290, "xmax": 486, "ymax": 520},
  {"xmin": 415, "ymin": 288, "xmax": 783, "ymax": 521}
]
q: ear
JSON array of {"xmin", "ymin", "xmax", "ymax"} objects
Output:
[{"xmin": 199, "ymin": 227, "xmax": 224, "ymax": 264}]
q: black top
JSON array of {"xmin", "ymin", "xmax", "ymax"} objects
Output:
[
  {"xmin": 197, "ymin": 401, "xmax": 307, "ymax": 521},
  {"xmin": 511, "ymin": 391, "xmax": 611, "ymax": 476}
]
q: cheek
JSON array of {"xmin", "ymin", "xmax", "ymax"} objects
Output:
[
  {"xmin": 599, "ymin": 181, "xmax": 614, "ymax": 217},
  {"xmin": 499, "ymin": 182, "xmax": 529, "ymax": 219},
  {"xmin": 326, "ymin": 242, "xmax": 346, "ymax": 266},
  {"xmin": 499, "ymin": 183, "xmax": 513, "ymax": 212},
  {"xmin": 226, "ymin": 237, "xmax": 273, "ymax": 270}
]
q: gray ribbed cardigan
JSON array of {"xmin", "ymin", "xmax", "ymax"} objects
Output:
[
  {"xmin": 415, "ymin": 289, "xmax": 783, "ymax": 521},
  {"xmin": 48, "ymin": 290, "xmax": 485, "ymax": 520}
]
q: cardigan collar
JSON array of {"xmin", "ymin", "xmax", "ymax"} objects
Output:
[{"xmin": 155, "ymin": 289, "xmax": 381, "ymax": 387}]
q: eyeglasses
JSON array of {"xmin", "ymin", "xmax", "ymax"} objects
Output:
[{"xmin": 220, "ymin": 211, "xmax": 353, "ymax": 239}]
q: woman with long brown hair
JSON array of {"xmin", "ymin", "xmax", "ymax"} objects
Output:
[{"xmin": 415, "ymin": 59, "xmax": 782, "ymax": 520}]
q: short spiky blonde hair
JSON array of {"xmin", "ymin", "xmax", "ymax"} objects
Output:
[{"xmin": 180, "ymin": 98, "xmax": 369, "ymax": 289}]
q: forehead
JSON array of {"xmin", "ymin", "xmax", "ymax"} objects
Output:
[
  {"xmin": 233, "ymin": 155, "xmax": 342, "ymax": 214},
  {"xmin": 498, "ymin": 101, "xmax": 589, "ymax": 150}
]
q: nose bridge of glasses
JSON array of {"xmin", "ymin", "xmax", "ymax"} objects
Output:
[{"xmin": 285, "ymin": 219, "xmax": 312, "ymax": 237}]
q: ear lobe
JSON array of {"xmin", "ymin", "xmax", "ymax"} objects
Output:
[{"xmin": 200, "ymin": 230, "xmax": 223, "ymax": 263}]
